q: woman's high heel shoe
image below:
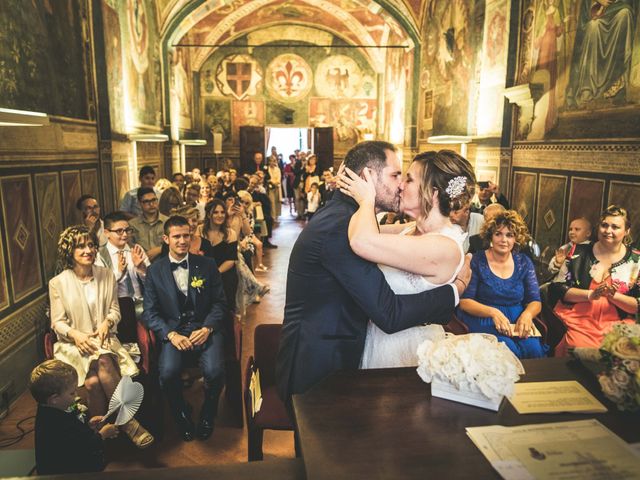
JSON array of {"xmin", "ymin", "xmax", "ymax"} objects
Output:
[{"xmin": 121, "ymin": 418, "xmax": 154, "ymax": 449}]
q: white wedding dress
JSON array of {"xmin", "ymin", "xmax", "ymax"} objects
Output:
[{"xmin": 360, "ymin": 223, "xmax": 466, "ymax": 369}]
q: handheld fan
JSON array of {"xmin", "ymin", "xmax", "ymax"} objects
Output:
[{"xmin": 104, "ymin": 375, "xmax": 144, "ymax": 425}]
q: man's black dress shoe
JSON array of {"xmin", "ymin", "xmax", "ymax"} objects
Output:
[
  {"xmin": 176, "ymin": 410, "xmax": 195, "ymax": 442},
  {"xmin": 264, "ymin": 241, "xmax": 278, "ymax": 249},
  {"xmin": 197, "ymin": 418, "xmax": 215, "ymax": 440}
]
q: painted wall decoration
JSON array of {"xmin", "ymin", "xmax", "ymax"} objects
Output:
[
  {"xmin": 35, "ymin": 173, "xmax": 64, "ymax": 281},
  {"xmin": 568, "ymin": 177, "xmax": 605, "ymax": 230},
  {"xmin": 315, "ymin": 55, "xmax": 374, "ymax": 99},
  {"xmin": 608, "ymin": 181, "xmax": 640, "ymax": 240},
  {"xmin": 232, "ymin": 101, "xmax": 265, "ymax": 143},
  {"xmin": 383, "ymin": 43, "xmax": 412, "ymax": 145},
  {"xmin": 0, "ymin": 176, "xmax": 43, "ymax": 302},
  {"xmin": 0, "ymin": 0, "xmax": 89, "ymax": 118},
  {"xmin": 170, "ymin": 48, "xmax": 193, "ymax": 131},
  {"xmin": 102, "ymin": 1, "xmax": 125, "ymax": 133},
  {"xmin": 215, "ymin": 54, "xmax": 263, "ymax": 100},
  {"xmin": 81, "ymin": 169, "xmax": 99, "ymax": 197},
  {"xmin": 61, "ymin": 171, "xmax": 83, "ymax": 227},
  {"xmin": 114, "ymin": 165, "xmax": 130, "ymax": 206},
  {"xmin": 535, "ymin": 174, "xmax": 567, "ymax": 260},
  {"xmin": 419, "ymin": 0, "xmax": 478, "ymax": 136},
  {"xmin": 310, "ymin": 98, "xmax": 377, "ymax": 151},
  {"xmin": 203, "ymin": 99, "xmax": 232, "ymax": 145},
  {"xmin": 510, "ymin": 172, "xmax": 538, "ymax": 231},
  {"xmin": 517, "ymin": 0, "xmax": 640, "ymax": 140},
  {"xmin": 265, "ymin": 54, "xmax": 313, "ymax": 103}
]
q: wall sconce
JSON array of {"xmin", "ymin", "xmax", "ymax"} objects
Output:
[
  {"xmin": 178, "ymin": 139, "xmax": 207, "ymax": 173},
  {"xmin": 126, "ymin": 134, "xmax": 169, "ymax": 189},
  {"xmin": 427, "ymin": 135, "xmax": 472, "ymax": 157},
  {"xmin": 0, "ymin": 107, "xmax": 50, "ymax": 126}
]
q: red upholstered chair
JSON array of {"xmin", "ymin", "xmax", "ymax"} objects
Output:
[{"xmin": 244, "ymin": 323, "xmax": 294, "ymax": 461}]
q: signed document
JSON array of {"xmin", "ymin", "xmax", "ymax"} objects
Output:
[
  {"xmin": 509, "ymin": 381, "xmax": 607, "ymax": 414},
  {"xmin": 466, "ymin": 419, "xmax": 640, "ymax": 480}
]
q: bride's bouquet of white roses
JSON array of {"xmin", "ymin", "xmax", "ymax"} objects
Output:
[
  {"xmin": 573, "ymin": 323, "xmax": 640, "ymax": 412},
  {"xmin": 416, "ymin": 333, "xmax": 524, "ymax": 404}
]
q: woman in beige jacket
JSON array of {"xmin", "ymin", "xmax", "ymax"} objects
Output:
[{"xmin": 50, "ymin": 226, "xmax": 153, "ymax": 448}]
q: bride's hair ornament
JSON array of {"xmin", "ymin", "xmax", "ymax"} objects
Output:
[{"xmin": 445, "ymin": 176, "xmax": 467, "ymax": 199}]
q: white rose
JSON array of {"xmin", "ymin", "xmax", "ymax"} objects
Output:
[
  {"xmin": 623, "ymin": 360, "xmax": 640, "ymax": 373},
  {"xmin": 611, "ymin": 368, "xmax": 631, "ymax": 389},
  {"xmin": 599, "ymin": 375, "xmax": 624, "ymax": 401}
]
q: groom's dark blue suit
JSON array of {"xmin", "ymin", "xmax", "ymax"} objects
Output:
[{"xmin": 276, "ymin": 191, "xmax": 456, "ymax": 400}]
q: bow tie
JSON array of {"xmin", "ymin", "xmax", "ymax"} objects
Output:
[{"xmin": 171, "ymin": 260, "xmax": 188, "ymax": 271}]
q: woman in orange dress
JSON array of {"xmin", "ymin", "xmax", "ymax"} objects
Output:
[{"xmin": 551, "ymin": 206, "xmax": 640, "ymax": 356}]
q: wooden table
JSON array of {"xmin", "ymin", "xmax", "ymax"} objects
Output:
[{"xmin": 293, "ymin": 357, "xmax": 640, "ymax": 479}]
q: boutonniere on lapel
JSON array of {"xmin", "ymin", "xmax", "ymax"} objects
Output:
[{"xmin": 191, "ymin": 275, "xmax": 205, "ymax": 293}]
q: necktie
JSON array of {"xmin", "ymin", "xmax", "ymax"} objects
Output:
[{"xmin": 171, "ymin": 260, "xmax": 188, "ymax": 271}]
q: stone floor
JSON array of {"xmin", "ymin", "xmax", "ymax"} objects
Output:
[{"xmin": 0, "ymin": 212, "xmax": 304, "ymax": 472}]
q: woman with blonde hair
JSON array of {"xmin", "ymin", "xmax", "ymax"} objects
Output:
[
  {"xmin": 339, "ymin": 149, "xmax": 475, "ymax": 368},
  {"xmin": 49, "ymin": 226, "xmax": 153, "ymax": 448},
  {"xmin": 551, "ymin": 205, "xmax": 639, "ymax": 356},
  {"xmin": 158, "ymin": 186, "xmax": 183, "ymax": 217},
  {"xmin": 458, "ymin": 210, "xmax": 547, "ymax": 358}
]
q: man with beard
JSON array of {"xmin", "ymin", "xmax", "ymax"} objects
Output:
[{"xmin": 276, "ymin": 141, "xmax": 468, "ymax": 402}]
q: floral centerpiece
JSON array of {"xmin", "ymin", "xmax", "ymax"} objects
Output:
[
  {"xmin": 573, "ymin": 323, "xmax": 640, "ymax": 412},
  {"xmin": 416, "ymin": 333, "xmax": 524, "ymax": 411}
]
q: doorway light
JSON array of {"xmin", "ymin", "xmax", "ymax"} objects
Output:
[{"xmin": 0, "ymin": 107, "xmax": 49, "ymax": 126}]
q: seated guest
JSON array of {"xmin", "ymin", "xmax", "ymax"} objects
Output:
[
  {"xmin": 551, "ymin": 205, "xmax": 639, "ymax": 356},
  {"xmin": 547, "ymin": 217, "xmax": 592, "ymax": 280},
  {"xmin": 154, "ymin": 178, "xmax": 173, "ymax": 195},
  {"xmin": 458, "ymin": 210, "xmax": 547, "ymax": 358},
  {"xmin": 450, "ymin": 203, "xmax": 483, "ymax": 253},
  {"xmin": 470, "ymin": 180, "xmax": 509, "ymax": 214},
  {"xmin": 467, "ymin": 203, "xmax": 505, "ymax": 254},
  {"xmin": 235, "ymin": 190, "xmax": 267, "ymax": 272},
  {"xmin": 49, "ymin": 226, "xmax": 153, "ymax": 447},
  {"xmin": 142, "ymin": 216, "xmax": 227, "ymax": 441},
  {"xmin": 158, "ymin": 186, "xmax": 183, "ymax": 217},
  {"xmin": 29, "ymin": 359, "xmax": 119, "ymax": 475},
  {"xmin": 76, "ymin": 194, "xmax": 107, "ymax": 247},
  {"xmin": 129, "ymin": 187, "xmax": 167, "ymax": 262},
  {"xmin": 96, "ymin": 211, "xmax": 149, "ymax": 306},
  {"xmin": 120, "ymin": 166, "xmax": 156, "ymax": 217},
  {"xmin": 184, "ymin": 182, "xmax": 205, "ymax": 221},
  {"xmin": 172, "ymin": 172, "xmax": 186, "ymax": 195},
  {"xmin": 202, "ymin": 199, "xmax": 239, "ymax": 315}
]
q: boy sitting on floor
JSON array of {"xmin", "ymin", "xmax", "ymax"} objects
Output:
[{"xmin": 29, "ymin": 359, "xmax": 118, "ymax": 475}]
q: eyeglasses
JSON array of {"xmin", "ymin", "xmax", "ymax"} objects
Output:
[
  {"xmin": 107, "ymin": 227, "xmax": 134, "ymax": 236},
  {"xmin": 141, "ymin": 198, "xmax": 158, "ymax": 205},
  {"xmin": 77, "ymin": 242, "xmax": 97, "ymax": 250}
]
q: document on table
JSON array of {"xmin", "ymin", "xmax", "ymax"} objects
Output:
[
  {"xmin": 509, "ymin": 381, "xmax": 607, "ymax": 414},
  {"xmin": 466, "ymin": 419, "xmax": 640, "ymax": 480}
]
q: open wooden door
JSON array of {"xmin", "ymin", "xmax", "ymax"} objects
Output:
[
  {"xmin": 313, "ymin": 127, "xmax": 334, "ymax": 173},
  {"xmin": 239, "ymin": 126, "xmax": 265, "ymax": 174}
]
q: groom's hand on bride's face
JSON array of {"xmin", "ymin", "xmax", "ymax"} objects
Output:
[{"xmin": 454, "ymin": 254, "xmax": 472, "ymax": 296}]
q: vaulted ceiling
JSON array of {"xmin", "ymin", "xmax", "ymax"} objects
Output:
[{"xmin": 158, "ymin": 0, "xmax": 421, "ymax": 73}]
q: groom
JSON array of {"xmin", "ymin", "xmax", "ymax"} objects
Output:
[
  {"xmin": 276, "ymin": 141, "xmax": 470, "ymax": 401},
  {"xmin": 143, "ymin": 216, "xmax": 227, "ymax": 441}
]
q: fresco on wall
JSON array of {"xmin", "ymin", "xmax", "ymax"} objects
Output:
[
  {"xmin": 233, "ymin": 101, "xmax": 265, "ymax": 143},
  {"xmin": 315, "ymin": 55, "xmax": 375, "ymax": 99},
  {"xmin": 310, "ymin": 98, "xmax": 377, "ymax": 152},
  {"xmin": 203, "ymin": 99, "xmax": 232, "ymax": 145},
  {"xmin": 0, "ymin": 176, "xmax": 43, "ymax": 302},
  {"xmin": 0, "ymin": 0, "xmax": 88, "ymax": 118},
  {"xmin": 568, "ymin": 177, "xmax": 605, "ymax": 229},
  {"xmin": 62, "ymin": 171, "xmax": 83, "ymax": 227},
  {"xmin": 535, "ymin": 174, "xmax": 567, "ymax": 260},
  {"xmin": 215, "ymin": 54, "xmax": 263, "ymax": 100},
  {"xmin": 518, "ymin": 0, "xmax": 640, "ymax": 140},
  {"xmin": 419, "ymin": 0, "xmax": 477, "ymax": 136},
  {"xmin": 35, "ymin": 173, "xmax": 63, "ymax": 281},
  {"xmin": 383, "ymin": 43, "xmax": 412, "ymax": 144},
  {"xmin": 102, "ymin": 1, "xmax": 124, "ymax": 132},
  {"xmin": 170, "ymin": 48, "xmax": 193, "ymax": 130},
  {"xmin": 266, "ymin": 54, "xmax": 313, "ymax": 103},
  {"xmin": 608, "ymin": 181, "xmax": 640, "ymax": 241}
]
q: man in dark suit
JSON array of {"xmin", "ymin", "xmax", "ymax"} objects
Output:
[
  {"xmin": 276, "ymin": 141, "xmax": 470, "ymax": 402},
  {"xmin": 143, "ymin": 216, "xmax": 227, "ymax": 441}
]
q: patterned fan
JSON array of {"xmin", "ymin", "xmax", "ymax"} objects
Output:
[{"xmin": 104, "ymin": 376, "xmax": 144, "ymax": 425}]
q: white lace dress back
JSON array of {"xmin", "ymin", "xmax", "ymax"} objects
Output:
[{"xmin": 360, "ymin": 223, "xmax": 466, "ymax": 369}]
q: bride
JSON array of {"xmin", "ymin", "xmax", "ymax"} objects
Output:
[{"xmin": 338, "ymin": 150, "xmax": 475, "ymax": 368}]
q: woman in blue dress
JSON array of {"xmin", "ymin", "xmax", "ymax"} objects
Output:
[{"xmin": 458, "ymin": 210, "xmax": 547, "ymax": 358}]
